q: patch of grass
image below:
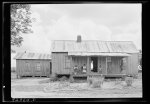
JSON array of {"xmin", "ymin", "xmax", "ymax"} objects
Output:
[{"xmin": 38, "ymin": 79, "xmax": 50, "ymax": 84}]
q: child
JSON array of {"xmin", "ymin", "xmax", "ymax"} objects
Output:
[{"xmin": 82, "ymin": 64, "xmax": 87, "ymax": 73}]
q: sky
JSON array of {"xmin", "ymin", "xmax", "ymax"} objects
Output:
[{"xmin": 11, "ymin": 3, "xmax": 142, "ymax": 54}]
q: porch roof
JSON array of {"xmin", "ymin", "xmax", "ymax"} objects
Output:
[{"xmin": 68, "ymin": 52, "xmax": 130, "ymax": 56}]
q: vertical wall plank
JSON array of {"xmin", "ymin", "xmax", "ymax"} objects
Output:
[
  {"xmin": 106, "ymin": 57, "xmax": 107, "ymax": 75},
  {"xmin": 87, "ymin": 57, "xmax": 90, "ymax": 74}
]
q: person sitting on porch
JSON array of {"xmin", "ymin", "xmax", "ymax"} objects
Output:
[
  {"xmin": 82, "ymin": 64, "xmax": 87, "ymax": 74},
  {"xmin": 73, "ymin": 65, "xmax": 78, "ymax": 75}
]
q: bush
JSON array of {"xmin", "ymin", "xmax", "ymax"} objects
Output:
[
  {"xmin": 50, "ymin": 73, "xmax": 58, "ymax": 82},
  {"xmin": 125, "ymin": 76, "xmax": 133, "ymax": 86},
  {"xmin": 59, "ymin": 76, "xmax": 68, "ymax": 81},
  {"xmin": 88, "ymin": 76, "xmax": 104, "ymax": 88},
  {"xmin": 92, "ymin": 79, "xmax": 103, "ymax": 88},
  {"xmin": 69, "ymin": 76, "xmax": 74, "ymax": 83}
]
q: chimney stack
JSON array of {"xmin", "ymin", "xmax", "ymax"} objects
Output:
[{"xmin": 77, "ymin": 35, "xmax": 82, "ymax": 42}]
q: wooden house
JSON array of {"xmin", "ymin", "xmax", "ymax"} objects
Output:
[
  {"xmin": 14, "ymin": 52, "xmax": 51, "ymax": 78},
  {"xmin": 51, "ymin": 35, "xmax": 139, "ymax": 78}
]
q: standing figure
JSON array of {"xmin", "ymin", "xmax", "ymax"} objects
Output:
[
  {"xmin": 82, "ymin": 64, "xmax": 87, "ymax": 74},
  {"xmin": 74, "ymin": 65, "xmax": 78, "ymax": 75}
]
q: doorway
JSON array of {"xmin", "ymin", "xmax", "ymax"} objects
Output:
[{"xmin": 91, "ymin": 57, "xmax": 98, "ymax": 72}]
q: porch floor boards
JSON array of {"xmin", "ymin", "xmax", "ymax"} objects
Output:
[{"xmin": 72, "ymin": 73, "xmax": 126, "ymax": 78}]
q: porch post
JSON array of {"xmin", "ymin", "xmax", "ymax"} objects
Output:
[
  {"xmin": 87, "ymin": 56, "xmax": 90, "ymax": 75},
  {"xmin": 70, "ymin": 56, "xmax": 73, "ymax": 74},
  {"xmin": 106, "ymin": 57, "xmax": 107, "ymax": 75}
]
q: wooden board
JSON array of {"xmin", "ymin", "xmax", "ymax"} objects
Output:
[{"xmin": 16, "ymin": 59, "xmax": 51, "ymax": 77}]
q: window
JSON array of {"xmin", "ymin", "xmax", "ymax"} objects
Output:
[{"xmin": 36, "ymin": 62, "xmax": 41, "ymax": 71}]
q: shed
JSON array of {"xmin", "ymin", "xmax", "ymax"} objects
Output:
[
  {"xmin": 14, "ymin": 52, "xmax": 51, "ymax": 78},
  {"xmin": 51, "ymin": 36, "xmax": 139, "ymax": 78}
]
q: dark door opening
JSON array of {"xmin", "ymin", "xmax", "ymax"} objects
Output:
[{"xmin": 91, "ymin": 57, "xmax": 98, "ymax": 72}]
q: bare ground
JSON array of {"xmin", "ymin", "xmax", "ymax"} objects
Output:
[{"xmin": 11, "ymin": 72, "xmax": 142, "ymax": 98}]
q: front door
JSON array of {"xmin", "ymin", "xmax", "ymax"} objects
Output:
[{"xmin": 91, "ymin": 57, "xmax": 98, "ymax": 72}]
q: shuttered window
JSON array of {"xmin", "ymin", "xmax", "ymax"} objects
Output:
[{"xmin": 36, "ymin": 62, "xmax": 41, "ymax": 71}]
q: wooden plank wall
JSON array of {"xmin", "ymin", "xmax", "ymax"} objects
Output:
[
  {"xmin": 16, "ymin": 59, "xmax": 51, "ymax": 77},
  {"xmin": 72, "ymin": 56, "xmax": 87, "ymax": 69},
  {"xmin": 98, "ymin": 57, "xmax": 123, "ymax": 75},
  {"xmin": 111, "ymin": 57, "xmax": 122, "ymax": 74},
  {"xmin": 98, "ymin": 57, "xmax": 106, "ymax": 74},
  {"xmin": 52, "ymin": 53, "xmax": 71, "ymax": 74},
  {"xmin": 126, "ymin": 53, "xmax": 138, "ymax": 75}
]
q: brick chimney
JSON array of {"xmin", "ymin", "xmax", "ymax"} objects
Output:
[{"xmin": 77, "ymin": 35, "xmax": 82, "ymax": 42}]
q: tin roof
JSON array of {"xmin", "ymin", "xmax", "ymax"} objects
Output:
[
  {"xmin": 14, "ymin": 52, "xmax": 51, "ymax": 60},
  {"xmin": 51, "ymin": 40, "xmax": 138, "ymax": 53}
]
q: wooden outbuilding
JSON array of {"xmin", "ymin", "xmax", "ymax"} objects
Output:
[
  {"xmin": 51, "ymin": 35, "xmax": 139, "ymax": 78},
  {"xmin": 14, "ymin": 52, "xmax": 51, "ymax": 78}
]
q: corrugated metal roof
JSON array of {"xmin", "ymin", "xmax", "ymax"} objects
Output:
[
  {"xmin": 14, "ymin": 52, "xmax": 51, "ymax": 60},
  {"xmin": 51, "ymin": 40, "xmax": 138, "ymax": 53},
  {"xmin": 68, "ymin": 52, "xmax": 130, "ymax": 56}
]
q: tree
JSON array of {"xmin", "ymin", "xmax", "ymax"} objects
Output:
[{"xmin": 11, "ymin": 4, "xmax": 34, "ymax": 47}]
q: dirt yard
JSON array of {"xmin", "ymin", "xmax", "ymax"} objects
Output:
[{"xmin": 11, "ymin": 72, "xmax": 142, "ymax": 98}]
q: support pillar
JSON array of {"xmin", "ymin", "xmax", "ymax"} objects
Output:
[
  {"xmin": 87, "ymin": 56, "xmax": 90, "ymax": 81},
  {"xmin": 106, "ymin": 57, "xmax": 107, "ymax": 75}
]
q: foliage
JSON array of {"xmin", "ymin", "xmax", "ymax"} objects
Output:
[
  {"xmin": 88, "ymin": 76, "xmax": 104, "ymax": 88},
  {"xmin": 125, "ymin": 77, "xmax": 133, "ymax": 86},
  {"xmin": 59, "ymin": 76, "xmax": 68, "ymax": 81},
  {"xmin": 11, "ymin": 4, "xmax": 34, "ymax": 47}
]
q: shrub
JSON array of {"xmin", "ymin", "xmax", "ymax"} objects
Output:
[
  {"xmin": 59, "ymin": 76, "xmax": 68, "ymax": 81},
  {"xmin": 125, "ymin": 76, "xmax": 133, "ymax": 86},
  {"xmin": 92, "ymin": 79, "xmax": 103, "ymax": 88},
  {"xmin": 69, "ymin": 76, "xmax": 74, "ymax": 83},
  {"xmin": 50, "ymin": 73, "xmax": 58, "ymax": 82},
  {"xmin": 88, "ymin": 76, "xmax": 104, "ymax": 88}
]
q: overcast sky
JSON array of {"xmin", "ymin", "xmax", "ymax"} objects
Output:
[{"xmin": 12, "ymin": 3, "xmax": 142, "ymax": 53}]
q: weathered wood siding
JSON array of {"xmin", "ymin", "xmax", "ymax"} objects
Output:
[
  {"xmin": 52, "ymin": 52, "xmax": 71, "ymax": 74},
  {"xmin": 98, "ymin": 57, "xmax": 123, "ymax": 75},
  {"xmin": 110, "ymin": 57, "xmax": 122, "ymax": 74},
  {"xmin": 72, "ymin": 56, "xmax": 87, "ymax": 69},
  {"xmin": 16, "ymin": 59, "xmax": 51, "ymax": 77},
  {"xmin": 98, "ymin": 57, "xmax": 106, "ymax": 74},
  {"xmin": 126, "ymin": 53, "xmax": 138, "ymax": 75}
]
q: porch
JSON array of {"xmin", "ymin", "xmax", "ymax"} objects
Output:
[{"xmin": 69, "ymin": 52, "xmax": 130, "ymax": 79}]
